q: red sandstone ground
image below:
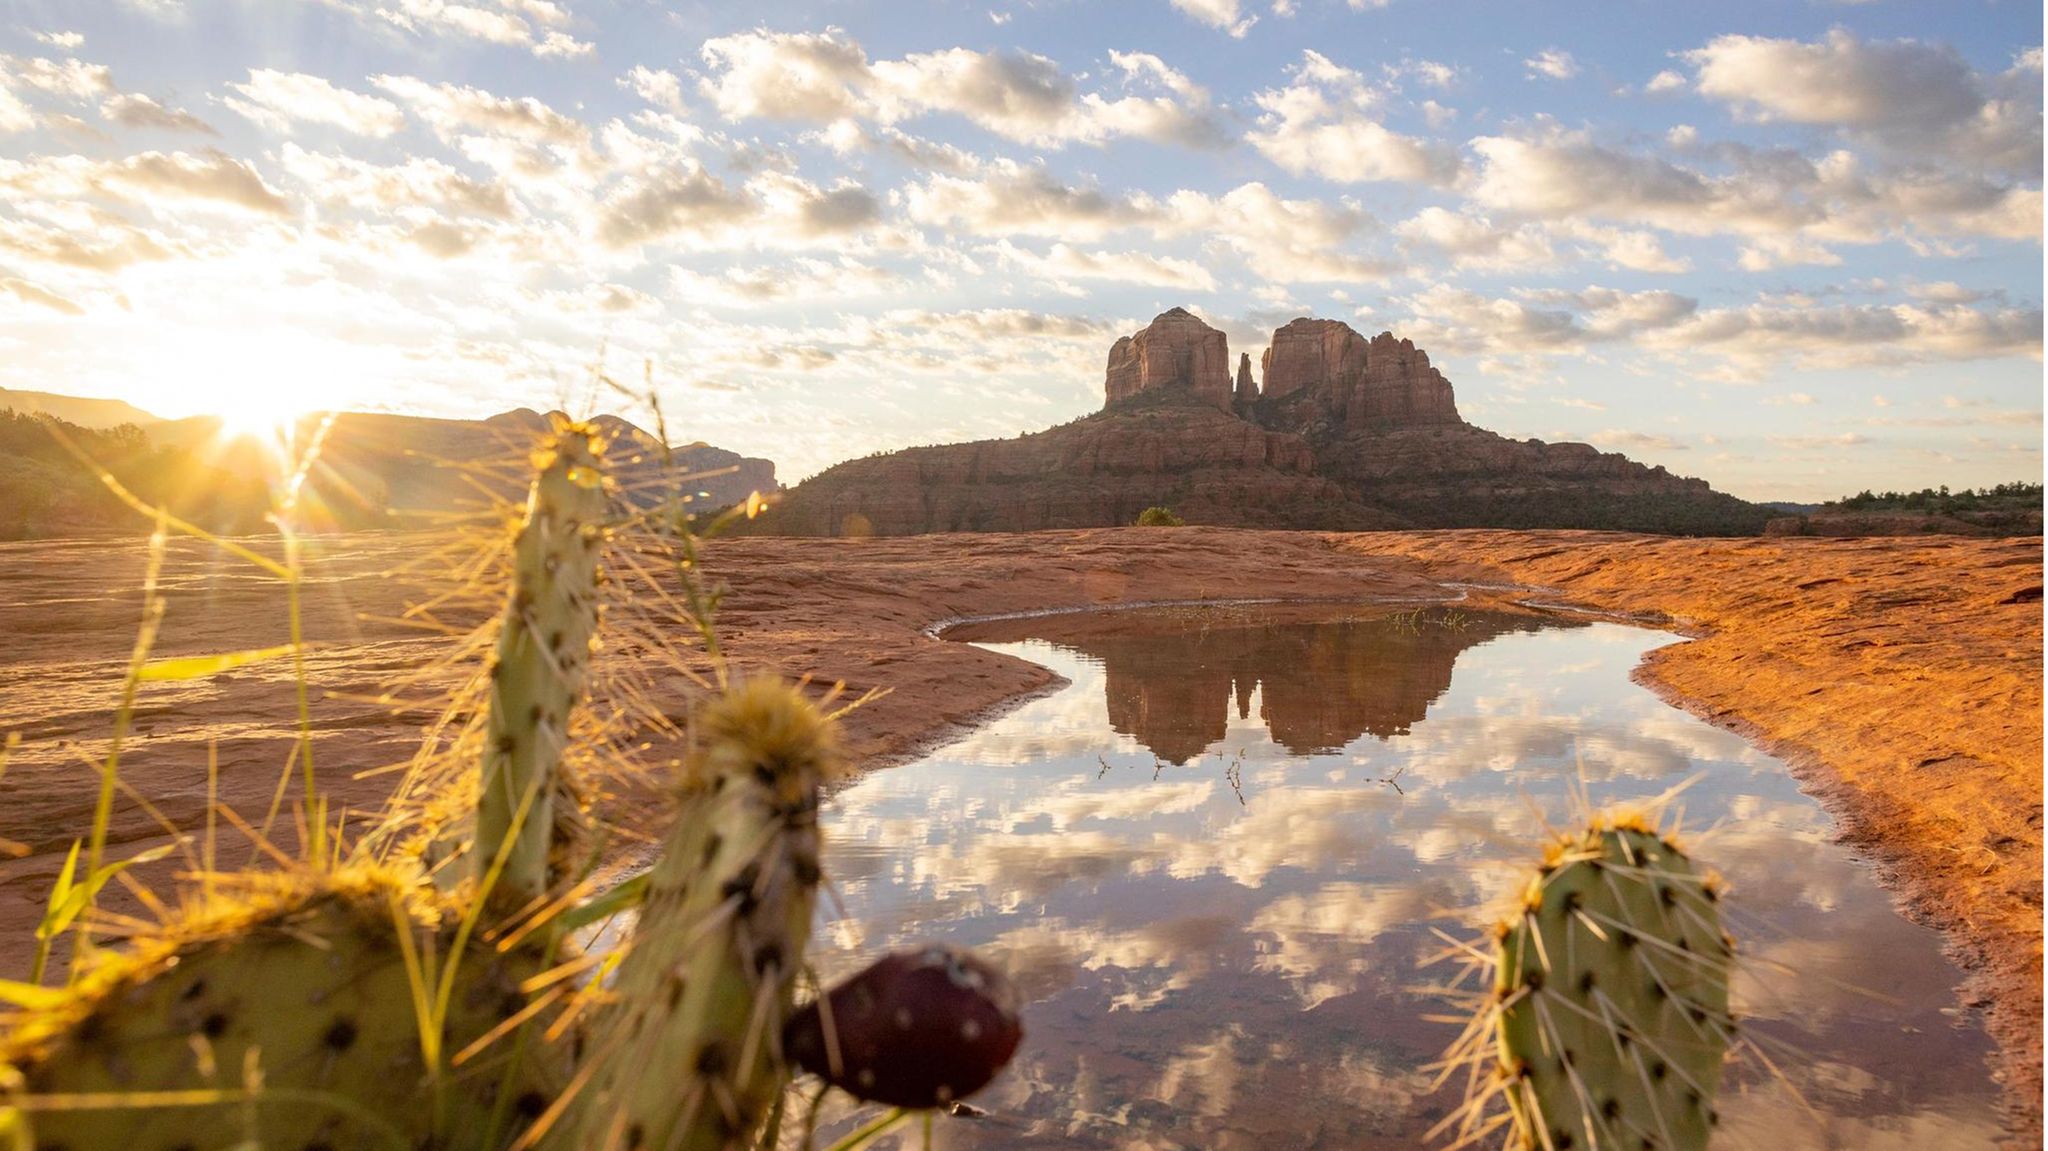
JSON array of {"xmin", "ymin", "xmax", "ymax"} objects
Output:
[{"xmin": 0, "ymin": 527, "xmax": 2038, "ymax": 1140}]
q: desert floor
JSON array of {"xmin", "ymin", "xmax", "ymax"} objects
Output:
[{"xmin": 0, "ymin": 527, "xmax": 2038, "ymax": 1140}]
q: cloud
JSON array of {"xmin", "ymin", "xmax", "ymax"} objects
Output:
[
  {"xmin": 0, "ymin": 90, "xmax": 30, "ymax": 134},
  {"xmin": 1160, "ymin": 182, "xmax": 1389, "ymax": 283},
  {"xmin": 1247, "ymin": 51, "xmax": 1461, "ymax": 185},
  {"xmin": 32, "ymin": 31, "xmax": 85, "ymax": 50},
  {"xmin": 226, "ymin": 70, "xmax": 405, "ymax": 137},
  {"xmin": 2, "ymin": 276, "xmax": 85, "ymax": 315},
  {"xmin": 1687, "ymin": 29, "xmax": 2042, "ymax": 177},
  {"xmin": 699, "ymin": 28, "xmax": 872, "ymax": 122},
  {"xmin": 904, "ymin": 160, "xmax": 1151, "ymax": 240},
  {"xmin": 1765, "ymin": 432, "xmax": 1870, "ymax": 449},
  {"xmin": 990, "ymin": 240, "xmax": 1218, "ymax": 291},
  {"xmin": 593, "ymin": 165, "xmax": 755, "ymax": 249},
  {"xmin": 321, "ymin": 0, "xmax": 592, "ymax": 59},
  {"xmin": 697, "ymin": 29, "xmax": 1227, "ymax": 149},
  {"xmin": 102, "ymin": 149, "xmax": 291, "ymax": 215},
  {"xmin": 4, "ymin": 55, "xmax": 115, "ymax": 100},
  {"xmin": 1588, "ymin": 429, "xmax": 1687, "ymax": 451},
  {"xmin": 670, "ymin": 256, "xmax": 903, "ymax": 304},
  {"xmin": 279, "ymin": 144, "xmax": 514, "ymax": 218},
  {"xmin": 1525, "ymin": 49, "xmax": 1579, "ymax": 80},
  {"xmin": 620, "ymin": 66, "xmax": 685, "ymax": 113},
  {"xmin": 101, "ymin": 93, "xmax": 217, "ymax": 135},
  {"xmin": 372, "ymin": 75, "xmax": 587, "ymax": 147},
  {"xmin": 1170, "ymin": 0, "xmax": 1257, "ymax": 38},
  {"xmin": 1645, "ymin": 69, "xmax": 1687, "ymax": 94},
  {"xmin": 1736, "ymin": 234, "xmax": 1841, "ymax": 271}
]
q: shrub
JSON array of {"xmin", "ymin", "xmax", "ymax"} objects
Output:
[{"xmin": 1135, "ymin": 506, "xmax": 1184, "ymax": 527}]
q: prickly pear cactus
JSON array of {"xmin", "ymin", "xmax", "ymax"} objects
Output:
[
  {"xmin": 559, "ymin": 679, "xmax": 837, "ymax": 1151},
  {"xmin": 473, "ymin": 418, "xmax": 610, "ymax": 910},
  {"xmin": 2, "ymin": 866, "xmax": 559, "ymax": 1151},
  {"xmin": 1492, "ymin": 818, "xmax": 1734, "ymax": 1151}
]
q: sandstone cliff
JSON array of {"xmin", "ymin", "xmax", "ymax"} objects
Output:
[
  {"xmin": 751, "ymin": 402, "xmax": 1399, "ymax": 536},
  {"xmin": 1103, "ymin": 307, "xmax": 1234, "ymax": 409},
  {"xmin": 1255, "ymin": 319, "xmax": 1460, "ymax": 429}
]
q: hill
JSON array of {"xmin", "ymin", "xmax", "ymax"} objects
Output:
[
  {"xmin": 758, "ymin": 308, "xmax": 1771, "ymax": 537},
  {"xmin": 0, "ymin": 388, "xmax": 163, "ymax": 428},
  {"xmin": 0, "ymin": 402, "xmax": 778, "ymax": 540}
]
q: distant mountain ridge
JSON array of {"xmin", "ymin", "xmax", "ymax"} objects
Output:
[
  {"xmin": 0, "ymin": 396, "xmax": 778, "ymax": 540},
  {"xmin": 0, "ymin": 388, "xmax": 164, "ymax": 428},
  {"xmin": 758, "ymin": 308, "xmax": 1771, "ymax": 537}
]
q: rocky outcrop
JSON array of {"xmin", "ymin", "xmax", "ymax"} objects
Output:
[
  {"xmin": 1318, "ymin": 423, "xmax": 1769, "ymax": 534},
  {"xmin": 1355, "ymin": 332, "xmax": 1459, "ymax": 427},
  {"xmin": 759, "ymin": 306, "xmax": 1769, "ymax": 538},
  {"xmin": 1260, "ymin": 318, "xmax": 1367, "ymax": 404},
  {"xmin": 1258, "ymin": 319, "xmax": 1460, "ymax": 429},
  {"xmin": 751, "ymin": 405, "xmax": 1399, "ymax": 536},
  {"xmin": 1104, "ymin": 308, "xmax": 1233, "ymax": 409}
]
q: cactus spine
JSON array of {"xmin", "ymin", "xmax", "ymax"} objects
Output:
[
  {"xmin": 557, "ymin": 679, "xmax": 836, "ymax": 1151},
  {"xmin": 474, "ymin": 419, "xmax": 609, "ymax": 910},
  {"xmin": 1484, "ymin": 817, "xmax": 1734, "ymax": 1151}
]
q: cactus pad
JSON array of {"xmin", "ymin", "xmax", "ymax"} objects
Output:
[
  {"xmin": 560, "ymin": 679, "xmax": 838, "ymax": 1151},
  {"xmin": 1492, "ymin": 819, "xmax": 1733, "ymax": 1151},
  {"xmin": 3, "ymin": 867, "xmax": 560, "ymax": 1150},
  {"xmin": 473, "ymin": 418, "xmax": 611, "ymax": 910}
]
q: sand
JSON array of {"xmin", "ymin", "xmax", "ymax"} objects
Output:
[{"xmin": 0, "ymin": 526, "xmax": 2037, "ymax": 1140}]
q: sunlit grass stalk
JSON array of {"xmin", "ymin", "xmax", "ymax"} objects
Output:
[{"xmin": 73, "ymin": 511, "xmax": 169, "ymax": 976}]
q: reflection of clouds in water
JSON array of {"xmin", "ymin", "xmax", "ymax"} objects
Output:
[
  {"xmin": 811, "ymin": 617, "xmax": 1996, "ymax": 1149},
  {"xmin": 1248, "ymin": 881, "xmax": 1455, "ymax": 1007},
  {"xmin": 1161, "ymin": 785, "xmax": 1403, "ymax": 887}
]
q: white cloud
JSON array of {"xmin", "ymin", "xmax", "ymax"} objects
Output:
[
  {"xmin": 1736, "ymin": 234, "xmax": 1841, "ymax": 271},
  {"xmin": 0, "ymin": 89, "xmax": 31, "ymax": 134},
  {"xmin": 102, "ymin": 149, "xmax": 292, "ymax": 215},
  {"xmin": 1525, "ymin": 48, "xmax": 1579, "ymax": 80},
  {"xmin": 1246, "ymin": 51, "xmax": 1461, "ymax": 185},
  {"xmin": 372, "ymin": 75, "xmax": 588, "ymax": 147},
  {"xmin": 1687, "ymin": 29, "xmax": 2042, "ymax": 177},
  {"xmin": 697, "ymin": 28, "xmax": 1226, "ymax": 148},
  {"xmin": 228, "ymin": 70, "xmax": 406, "ymax": 137},
  {"xmin": 32, "ymin": 31, "xmax": 85, "ymax": 50},
  {"xmin": 1644, "ymin": 69, "xmax": 1686, "ymax": 95},
  {"xmin": 990, "ymin": 239, "xmax": 1217, "ymax": 291},
  {"xmin": 904, "ymin": 160, "xmax": 1151, "ymax": 240},
  {"xmin": 619, "ymin": 66, "xmax": 685, "ymax": 113},
  {"xmin": 670, "ymin": 256, "xmax": 903, "ymax": 305},
  {"xmin": 699, "ymin": 28, "xmax": 872, "ymax": 122},
  {"xmin": 4, "ymin": 56, "xmax": 115, "ymax": 100},
  {"xmin": 328, "ymin": 0, "xmax": 594, "ymax": 59},
  {"xmin": 1170, "ymin": 0, "xmax": 1257, "ymax": 38},
  {"xmin": 1, "ymin": 276, "xmax": 85, "ymax": 315},
  {"xmin": 101, "ymin": 93, "xmax": 217, "ymax": 135}
]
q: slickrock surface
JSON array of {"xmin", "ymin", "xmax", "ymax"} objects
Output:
[{"xmin": 0, "ymin": 527, "xmax": 2036, "ymax": 1140}]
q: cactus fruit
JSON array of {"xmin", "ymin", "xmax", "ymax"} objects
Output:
[
  {"xmin": 1479, "ymin": 816, "xmax": 1734, "ymax": 1151},
  {"xmin": 2, "ymin": 866, "xmax": 561, "ymax": 1150},
  {"xmin": 473, "ymin": 418, "xmax": 610, "ymax": 911},
  {"xmin": 557, "ymin": 678, "xmax": 837, "ymax": 1151},
  {"xmin": 784, "ymin": 944, "xmax": 1023, "ymax": 1110}
]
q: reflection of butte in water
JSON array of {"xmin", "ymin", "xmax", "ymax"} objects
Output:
[{"xmin": 1059, "ymin": 608, "xmax": 1570, "ymax": 763}]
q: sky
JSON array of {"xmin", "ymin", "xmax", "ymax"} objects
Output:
[{"xmin": 0, "ymin": 0, "xmax": 2039, "ymax": 501}]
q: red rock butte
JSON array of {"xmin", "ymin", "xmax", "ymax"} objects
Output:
[{"xmin": 1105, "ymin": 309, "xmax": 1461, "ymax": 430}]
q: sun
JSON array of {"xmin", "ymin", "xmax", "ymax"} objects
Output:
[{"xmin": 155, "ymin": 331, "xmax": 357, "ymax": 447}]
